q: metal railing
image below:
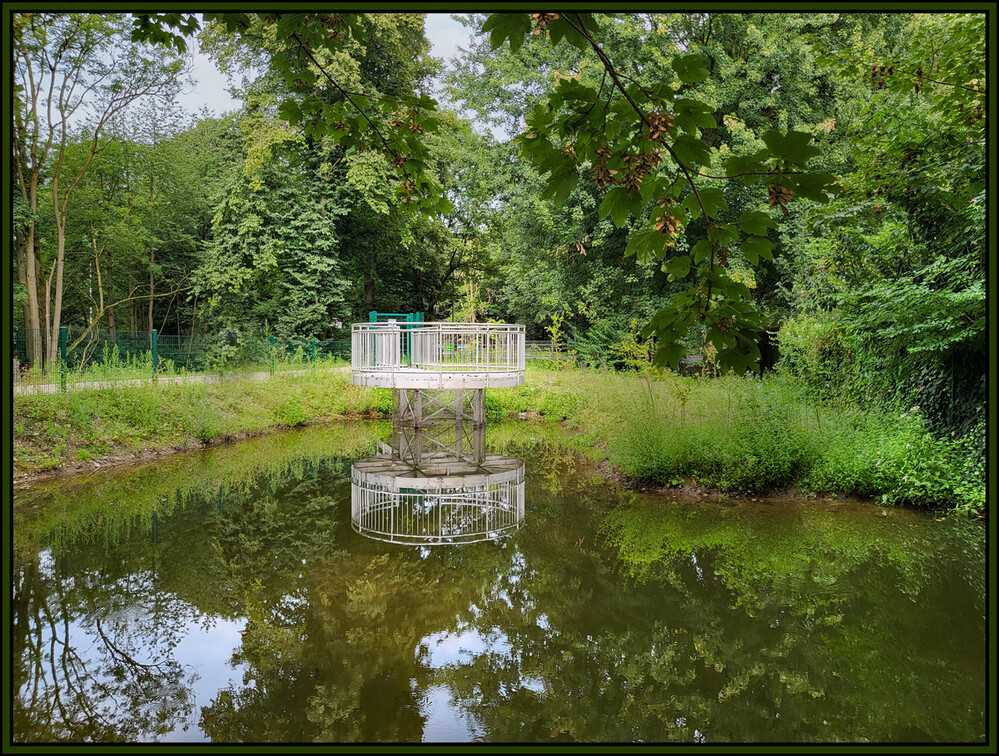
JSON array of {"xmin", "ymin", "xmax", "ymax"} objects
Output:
[
  {"xmin": 351, "ymin": 322, "xmax": 525, "ymax": 374},
  {"xmin": 351, "ymin": 463, "xmax": 525, "ymax": 545}
]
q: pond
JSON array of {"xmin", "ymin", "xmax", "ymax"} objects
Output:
[{"xmin": 11, "ymin": 421, "xmax": 986, "ymax": 743}]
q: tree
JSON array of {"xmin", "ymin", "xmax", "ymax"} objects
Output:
[
  {"xmin": 134, "ymin": 12, "xmax": 452, "ymax": 219},
  {"xmin": 476, "ymin": 12, "xmax": 840, "ymax": 373},
  {"xmin": 193, "ymin": 99, "xmax": 351, "ymax": 338},
  {"xmin": 781, "ymin": 13, "xmax": 986, "ymax": 442},
  {"xmin": 13, "ymin": 13, "xmax": 186, "ymax": 369}
]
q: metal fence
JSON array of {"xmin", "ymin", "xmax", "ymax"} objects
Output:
[
  {"xmin": 351, "ymin": 322, "xmax": 526, "ymax": 375},
  {"xmin": 12, "ymin": 327, "xmax": 351, "ymax": 389}
]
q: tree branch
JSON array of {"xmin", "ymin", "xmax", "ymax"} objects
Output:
[{"xmin": 564, "ymin": 12, "xmax": 717, "ymax": 306}]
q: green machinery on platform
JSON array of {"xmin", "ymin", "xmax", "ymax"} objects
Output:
[
  {"xmin": 367, "ymin": 312, "xmax": 423, "ymax": 366},
  {"xmin": 368, "ymin": 311, "xmax": 424, "ymax": 324}
]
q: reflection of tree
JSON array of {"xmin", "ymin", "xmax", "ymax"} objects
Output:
[
  {"xmin": 212, "ymin": 478, "xmax": 346, "ymax": 595},
  {"xmin": 191, "ymin": 454, "xmax": 985, "ymax": 743},
  {"xmin": 14, "ymin": 436, "xmax": 986, "ymax": 743},
  {"xmin": 578, "ymin": 500, "xmax": 988, "ymax": 742},
  {"xmin": 199, "ymin": 480, "xmax": 525, "ymax": 743},
  {"xmin": 12, "ymin": 554, "xmax": 198, "ymax": 742},
  {"xmin": 200, "ymin": 554, "xmax": 444, "ymax": 741}
]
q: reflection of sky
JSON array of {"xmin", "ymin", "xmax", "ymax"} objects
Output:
[
  {"xmin": 18, "ymin": 558, "xmax": 247, "ymax": 744},
  {"xmin": 416, "ymin": 622, "xmax": 545, "ymax": 740},
  {"xmin": 166, "ymin": 617, "xmax": 248, "ymax": 742},
  {"xmin": 418, "ymin": 628, "xmax": 494, "ymax": 741},
  {"xmin": 422, "ymin": 626, "xmax": 511, "ymax": 670},
  {"xmin": 417, "ymin": 684, "xmax": 482, "ymax": 742}
]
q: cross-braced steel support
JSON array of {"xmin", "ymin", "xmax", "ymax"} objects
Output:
[
  {"xmin": 393, "ymin": 388, "xmax": 485, "ymax": 427},
  {"xmin": 390, "ymin": 421, "xmax": 486, "ymax": 467}
]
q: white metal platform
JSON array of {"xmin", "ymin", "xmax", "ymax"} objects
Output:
[{"xmin": 351, "ymin": 322, "xmax": 526, "ymax": 391}]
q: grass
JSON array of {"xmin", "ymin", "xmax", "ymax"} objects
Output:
[
  {"xmin": 15, "ymin": 342, "xmax": 349, "ymax": 388},
  {"xmin": 13, "ymin": 370, "xmax": 392, "ymax": 477},
  {"xmin": 492, "ymin": 364, "xmax": 984, "ymax": 514},
  {"xmin": 13, "ymin": 360, "xmax": 983, "ymax": 514}
]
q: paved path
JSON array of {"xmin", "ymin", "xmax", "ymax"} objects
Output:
[{"xmin": 12, "ymin": 366, "xmax": 350, "ymax": 396}]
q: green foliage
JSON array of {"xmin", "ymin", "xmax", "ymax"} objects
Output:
[
  {"xmin": 608, "ymin": 371, "xmax": 983, "ymax": 513},
  {"xmin": 776, "ymin": 312, "xmax": 853, "ymax": 398},
  {"xmin": 800, "ymin": 408, "xmax": 983, "ymax": 512},
  {"xmin": 539, "ymin": 391, "xmax": 586, "ymax": 422},
  {"xmin": 612, "ymin": 378, "xmax": 815, "ymax": 494},
  {"xmin": 135, "ymin": 11, "xmax": 452, "ymax": 217},
  {"xmin": 780, "ymin": 12, "xmax": 986, "ymax": 469},
  {"xmin": 484, "ymin": 11, "xmax": 838, "ymax": 373},
  {"xmin": 276, "ymin": 397, "xmax": 308, "ymax": 427}
]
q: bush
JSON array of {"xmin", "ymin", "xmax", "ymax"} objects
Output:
[
  {"xmin": 612, "ymin": 389, "xmax": 814, "ymax": 494},
  {"xmin": 539, "ymin": 391, "xmax": 586, "ymax": 421},
  {"xmin": 801, "ymin": 407, "xmax": 983, "ymax": 511},
  {"xmin": 776, "ymin": 312, "xmax": 853, "ymax": 398},
  {"xmin": 276, "ymin": 397, "xmax": 308, "ymax": 427},
  {"xmin": 607, "ymin": 373, "xmax": 983, "ymax": 512}
]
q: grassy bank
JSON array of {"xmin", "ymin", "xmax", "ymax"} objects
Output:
[
  {"xmin": 13, "ymin": 363, "xmax": 983, "ymax": 515},
  {"xmin": 13, "ymin": 370, "xmax": 392, "ymax": 477},
  {"xmin": 487, "ymin": 365, "xmax": 984, "ymax": 516}
]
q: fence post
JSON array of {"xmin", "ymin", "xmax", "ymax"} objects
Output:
[
  {"xmin": 312, "ymin": 339, "xmax": 317, "ymax": 370},
  {"xmin": 270, "ymin": 335, "xmax": 276, "ymax": 376},
  {"xmin": 152, "ymin": 329, "xmax": 158, "ymax": 383},
  {"xmin": 60, "ymin": 326, "xmax": 67, "ymax": 393}
]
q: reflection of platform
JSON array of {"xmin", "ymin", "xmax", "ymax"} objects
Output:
[
  {"xmin": 351, "ymin": 424, "xmax": 525, "ymax": 545},
  {"xmin": 378, "ymin": 421, "xmax": 486, "ymax": 469}
]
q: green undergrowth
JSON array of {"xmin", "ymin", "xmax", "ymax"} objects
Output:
[
  {"xmin": 496, "ymin": 365, "xmax": 984, "ymax": 514},
  {"xmin": 13, "ymin": 362, "xmax": 983, "ymax": 514},
  {"xmin": 603, "ymin": 373, "xmax": 983, "ymax": 515},
  {"xmin": 13, "ymin": 371, "xmax": 392, "ymax": 476}
]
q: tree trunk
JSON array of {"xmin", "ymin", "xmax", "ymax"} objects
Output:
[
  {"xmin": 44, "ymin": 259, "xmax": 56, "ymax": 371},
  {"xmin": 47, "ymin": 219, "xmax": 67, "ymax": 372},
  {"xmin": 23, "ymin": 226, "xmax": 42, "ymax": 369},
  {"xmin": 15, "ymin": 227, "xmax": 32, "ymax": 337},
  {"xmin": 148, "ymin": 161, "xmax": 156, "ymax": 336},
  {"xmin": 127, "ymin": 271, "xmax": 135, "ymax": 337},
  {"xmin": 363, "ymin": 271, "xmax": 376, "ymax": 311},
  {"xmin": 108, "ymin": 250, "xmax": 117, "ymax": 342},
  {"xmin": 149, "ymin": 247, "xmax": 155, "ymax": 336}
]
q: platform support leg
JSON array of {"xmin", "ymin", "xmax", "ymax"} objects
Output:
[
  {"xmin": 473, "ymin": 389, "xmax": 485, "ymax": 426},
  {"xmin": 413, "ymin": 389, "xmax": 423, "ymax": 429}
]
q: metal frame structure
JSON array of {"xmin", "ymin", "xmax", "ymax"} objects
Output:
[
  {"xmin": 377, "ymin": 421, "xmax": 487, "ymax": 468},
  {"xmin": 351, "ymin": 444, "xmax": 525, "ymax": 546},
  {"xmin": 393, "ymin": 388, "xmax": 486, "ymax": 427},
  {"xmin": 351, "ymin": 322, "xmax": 526, "ymax": 390}
]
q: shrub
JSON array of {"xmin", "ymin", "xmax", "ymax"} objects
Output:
[
  {"xmin": 776, "ymin": 312, "xmax": 853, "ymax": 398},
  {"xmin": 276, "ymin": 397, "xmax": 308, "ymax": 427},
  {"xmin": 539, "ymin": 391, "xmax": 585, "ymax": 421}
]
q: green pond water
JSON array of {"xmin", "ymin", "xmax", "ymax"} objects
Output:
[{"xmin": 11, "ymin": 421, "xmax": 986, "ymax": 744}]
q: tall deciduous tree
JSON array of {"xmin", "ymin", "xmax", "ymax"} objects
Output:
[{"xmin": 13, "ymin": 12, "xmax": 186, "ymax": 369}]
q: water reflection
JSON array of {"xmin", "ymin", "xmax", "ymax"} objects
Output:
[
  {"xmin": 10, "ymin": 426, "xmax": 986, "ymax": 744},
  {"xmin": 351, "ymin": 422, "xmax": 525, "ymax": 545}
]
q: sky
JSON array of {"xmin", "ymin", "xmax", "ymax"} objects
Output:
[{"xmin": 173, "ymin": 13, "xmax": 476, "ymax": 118}]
